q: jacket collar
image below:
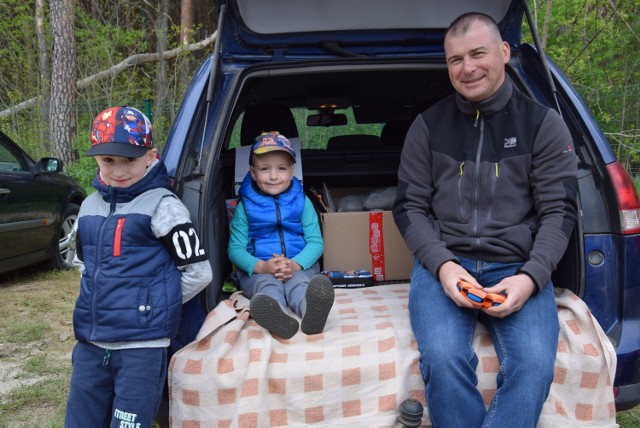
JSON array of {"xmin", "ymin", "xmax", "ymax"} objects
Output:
[
  {"xmin": 93, "ymin": 159, "xmax": 172, "ymax": 203},
  {"xmin": 455, "ymin": 75, "xmax": 513, "ymax": 116}
]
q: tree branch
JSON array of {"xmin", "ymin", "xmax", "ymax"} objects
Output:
[
  {"xmin": 607, "ymin": 0, "xmax": 640, "ymax": 44},
  {"xmin": 564, "ymin": 12, "xmax": 613, "ymax": 71},
  {"xmin": 0, "ymin": 31, "xmax": 217, "ymax": 118}
]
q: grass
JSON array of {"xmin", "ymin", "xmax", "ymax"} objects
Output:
[
  {"xmin": 6, "ymin": 319, "xmax": 51, "ymax": 344},
  {"xmin": 620, "ymin": 409, "xmax": 640, "ymax": 427},
  {"xmin": 1, "ymin": 379, "xmax": 69, "ymax": 427}
]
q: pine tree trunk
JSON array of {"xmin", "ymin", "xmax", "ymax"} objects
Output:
[
  {"xmin": 36, "ymin": 0, "xmax": 51, "ymax": 153},
  {"xmin": 154, "ymin": 0, "xmax": 170, "ymax": 129},
  {"xmin": 49, "ymin": 0, "xmax": 77, "ymax": 164},
  {"xmin": 179, "ymin": 0, "xmax": 195, "ymax": 96}
]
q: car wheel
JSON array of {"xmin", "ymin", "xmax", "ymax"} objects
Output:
[{"xmin": 48, "ymin": 203, "xmax": 80, "ymax": 270}]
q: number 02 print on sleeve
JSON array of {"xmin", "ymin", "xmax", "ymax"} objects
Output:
[{"xmin": 163, "ymin": 223, "xmax": 208, "ymax": 266}]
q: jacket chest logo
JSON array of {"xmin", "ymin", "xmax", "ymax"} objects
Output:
[{"xmin": 503, "ymin": 137, "xmax": 517, "ymax": 148}]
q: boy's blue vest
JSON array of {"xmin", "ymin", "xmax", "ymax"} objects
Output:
[{"xmin": 239, "ymin": 173, "xmax": 306, "ymax": 259}]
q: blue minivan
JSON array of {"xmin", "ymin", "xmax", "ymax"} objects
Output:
[{"xmin": 163, "ymin": 0, "xmax": 640, "ymax": 411}]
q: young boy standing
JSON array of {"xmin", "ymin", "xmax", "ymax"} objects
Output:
[
  {"xmin": 228, "ymin": 131, "xmax": 334, "ymax": 340},
  {"xmin": 65, "ymin": 106, "xmax": 212, "ymax": 427}
]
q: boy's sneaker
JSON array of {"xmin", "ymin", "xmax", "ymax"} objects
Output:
[
  {"xmin": 250, "ymin": 294, "xmax": 299, "ymax": 340},
  {"xmin": 301, "ymin": 275, "xmax": 335, "ymax": 335}
]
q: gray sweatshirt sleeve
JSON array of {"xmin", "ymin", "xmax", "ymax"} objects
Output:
[
  {"xmin": 518, "ymin": 109, "xmax": 578, "ymax": 290},
  {"xmin": 151, "ymin": 196, "xmax": 213, "ymax": 303},
  {"xmin": 393, "ymin": 115, "xmax": 459, "ymax": 276}
]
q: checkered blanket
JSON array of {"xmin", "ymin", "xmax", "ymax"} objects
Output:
[{"xmin": 168, "ymin": 285, "xmax": 617, "ymax": 427}]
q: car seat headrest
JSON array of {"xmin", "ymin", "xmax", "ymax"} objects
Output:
[
  {"xmin": 240, "ymin": 104, "xmax": 299, "ymax": 146},
  {"xmin": 380, "ymin": 120, "xmax": 411, "ymax": 146}
]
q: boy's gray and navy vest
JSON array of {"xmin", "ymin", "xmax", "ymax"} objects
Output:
[{"xmin": 73, "ymin": 163, "xmax": 182, "ymax": 342}]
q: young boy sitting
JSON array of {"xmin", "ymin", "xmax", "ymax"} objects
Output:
[{"xmin": 228, "ymin": 131, "xmax": 334, "ymax": 339}]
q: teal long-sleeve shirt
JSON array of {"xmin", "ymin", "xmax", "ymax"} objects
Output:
[{"xmin": 227, "ymin": 196, "xmax": 324, "ymax": 276}]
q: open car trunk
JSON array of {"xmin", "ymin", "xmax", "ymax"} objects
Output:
[{"xmin": 202, "ymin": 58, "xmax": 586, "ymax": 309}]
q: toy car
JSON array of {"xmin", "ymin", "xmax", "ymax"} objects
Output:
[{"xmin": 457, "ymin": 280, "xmax": 506, "ymax": 308}]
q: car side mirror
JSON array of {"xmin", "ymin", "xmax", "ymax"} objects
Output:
[
  {"xmin": 306, "ymin": 113, "xmax": 348, "ymax": 127},
  {"xmin": 38, "ymin": 157, "xmax": 63, "ymax": 173}
]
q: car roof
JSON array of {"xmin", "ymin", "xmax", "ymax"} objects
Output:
[{"xmin": 219, "ymin": 0, "xmax": 523, "ymax": 56}]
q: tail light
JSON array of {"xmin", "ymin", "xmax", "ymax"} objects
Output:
[{"xmin": 606, "ymin": 162, "xmax": 640, "ymax": 234}]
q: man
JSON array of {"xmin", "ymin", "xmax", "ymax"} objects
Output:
[{"xmin": 393, "ymin": 12, "xmax": 578, "ymax": 427}]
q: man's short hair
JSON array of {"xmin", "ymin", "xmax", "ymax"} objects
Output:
[{"xmin": 446, "ymin": 12, "xmax": 500, "ymax": 39}]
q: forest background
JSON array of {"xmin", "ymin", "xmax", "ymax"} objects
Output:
[{"xmin": 0, "ymin": 0, "xmax": 638, "ymax": 190}]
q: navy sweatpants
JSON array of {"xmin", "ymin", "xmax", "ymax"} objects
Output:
[{"xmin": 65, "ymin": 341, "xmax": 167, "ymax": 428}]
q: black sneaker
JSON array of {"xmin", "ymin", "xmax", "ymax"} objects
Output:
[
  {"xmin": 250, "ymin": 294, "xmax": 299, "ymax": 340},
  {"xmin": 301, "ymin": 275, "xmax": 335, "ymax": 335}
]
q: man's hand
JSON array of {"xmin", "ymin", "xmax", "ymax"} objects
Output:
[
  {"xmin": 482, "ymin": 274, "xmax": 536, "ymax": 318},
  {"xmin": 438, "ymin": 261, "xmax": 482, "ymax": 309},
  {"xmin": 438, "ymin": 262, "xmax": 535, "ymax": 317}
]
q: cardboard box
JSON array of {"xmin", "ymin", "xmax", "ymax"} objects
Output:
[{"xmin": 321, "ymin": 209, "xmax": 413, "ymax": 282}]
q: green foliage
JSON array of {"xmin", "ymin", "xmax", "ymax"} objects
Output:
[
  {"xmin": 525, "ymin": 0, "xmax": 640, "ymax": 171},
  {"xmin": 66, "ymin": 156, "xmax": 96, "ymax": 196},
  {"xmin": 0, "ymin": 1, "xmax": 638, "ymax": 178},
  {"xmin": 75, "ymin": 5, "xmax": 154, "ymax": 104},
  {"xmin": 0, "ymin": 0, "xmax": 42, "ymax": 105}
]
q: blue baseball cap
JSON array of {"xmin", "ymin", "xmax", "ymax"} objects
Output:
[{"xmin": 251, "ymin": 131, "xmax": 295, "ymax": 161}]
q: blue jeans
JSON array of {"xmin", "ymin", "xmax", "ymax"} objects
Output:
[{"xmin": 409, "ymin": 257, "xmax": 559, "ymax": 428}]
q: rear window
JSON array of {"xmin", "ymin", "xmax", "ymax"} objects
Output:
[{"xmin": 228, "ymin": 107, "xmax": 383, "ymax": 150}]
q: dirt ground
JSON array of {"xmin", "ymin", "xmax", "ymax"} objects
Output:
[
  {"xmin": 0, "ymin": 267, "xmax": 173, "ymax": 428},
  {"xmin": 0, "ymin": 267, "xmax": 78, "ymax": 426}
]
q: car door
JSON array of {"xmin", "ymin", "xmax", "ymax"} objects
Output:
[{"xmin": 0, "ymin": 134, "xmax": 58, "ymax": 262}]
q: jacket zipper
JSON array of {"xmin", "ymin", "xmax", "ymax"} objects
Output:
[
  {"xmin": 487, "ymin": 163, "xmax": 498, "ymax": 220},
  {"xmin": 274, "ymin": 196, "xmax": 287, "ymax": 257},
  {"xmin": 114, "ymin": 218, "xmax": 125, "ymax": 257},
  {"xmin": 473, "ymin": 110, "xmax": 484, "ymax": 256},
  {"xmin": 457, "ymin": 161, "xmax": 465, "ymax": 218}
]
